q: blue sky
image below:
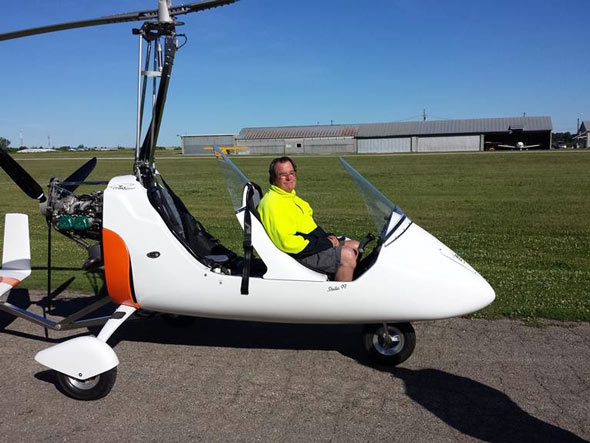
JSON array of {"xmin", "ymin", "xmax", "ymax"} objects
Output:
[{"xmin": 1, "ymin": 0, "xmax": 588, "ymax": 148}]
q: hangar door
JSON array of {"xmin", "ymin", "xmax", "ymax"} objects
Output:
[
  {"xmin": 416, "ymin": 135, "xmax": 481, "ymax": 152},
  {"xmin": 357, "ymin": 137, "xmax": 411, "ymax": 153}
]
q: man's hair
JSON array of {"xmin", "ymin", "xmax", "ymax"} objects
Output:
[{"xmin": 268, "ymin": 156, "xmax": 297, "ymax": 185}]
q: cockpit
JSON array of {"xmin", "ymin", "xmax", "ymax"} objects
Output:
[{"xmin": 146, "ymin": 151, "xmax": 412, "ymax": 290}]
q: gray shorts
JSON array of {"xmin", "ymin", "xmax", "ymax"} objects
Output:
[{"xmin": 298, "ymin": 240, "xmax": 343, "ymax": 274}]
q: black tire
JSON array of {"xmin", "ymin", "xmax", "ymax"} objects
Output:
[
  {"xmin": 56, "ymin": 367, "xmax": 117, "ymax": 401},
  {"xmin": 361, "ymin": 322, "xmax": 416, "ymax": 366}
]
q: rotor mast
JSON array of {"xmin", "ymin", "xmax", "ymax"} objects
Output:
[
  {"xmin": 133, "ymin": 1, "xmax": 180, "ymax": 185},
  {"xmin": 158, "ymin": 0, "xmax": 174, "ymax": 23}
]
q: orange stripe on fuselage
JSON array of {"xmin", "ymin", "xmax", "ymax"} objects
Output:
[
  {"xmin": 0, "ymin": 277, "xmax": 20, "ymax": 287},
  {"xmin": 102, "ymin": 228, "xmax": 140, "ymax": 308}
]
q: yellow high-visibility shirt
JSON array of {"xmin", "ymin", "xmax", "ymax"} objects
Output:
[{"xmin": 257, "ymin": 185, "xmax": 318, "ymax": 254}]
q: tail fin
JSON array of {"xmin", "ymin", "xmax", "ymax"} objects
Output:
[{"xmin": 0, "ymin": 214, "xmax": 31, "ymax": 298}]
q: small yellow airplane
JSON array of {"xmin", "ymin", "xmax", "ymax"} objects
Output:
[{"xmin": 203, "ymin": 145, "xmax": 247, "ymax": 157}]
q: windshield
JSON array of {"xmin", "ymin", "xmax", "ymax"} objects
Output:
[
  {"xmin": 339, "ymin": 157, "xmax": 407, "ymax": 242},
  {"xmin": 216, "ymin": 148, "xmax": 249, "ymax": 211}
]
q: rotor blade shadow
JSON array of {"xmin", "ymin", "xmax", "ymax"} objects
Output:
[{"xmin": 384, "ymin": 367, "xmax": 586, "ymax": 443}]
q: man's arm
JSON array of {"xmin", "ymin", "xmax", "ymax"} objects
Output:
[{"xmin": 294, "ymin": 226, "xmax": 334, "ymax": 258}]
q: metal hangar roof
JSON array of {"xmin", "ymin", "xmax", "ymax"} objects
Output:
[
  {"xmin": 356, "ymin": 116, "xmax": 552, "ymax": 138},
  {"xmin": 239, "ymin": 125, "xmax": 359, "ymax": 140},
  {"xmin": 238, "ymin": 117, "xmax": 552, "ymax": 140}
]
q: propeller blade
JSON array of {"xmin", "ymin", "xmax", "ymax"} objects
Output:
[
  {"xmin": 0, "ymin": 0, "xmax": 239, "ymax": 42},
  {"xmin": 0, "ymin": 148, "xmax": 45, "ymax": 201},
  {"xmin": 61, "ymin": 157, "xmax": 98, "ymax": 194}
]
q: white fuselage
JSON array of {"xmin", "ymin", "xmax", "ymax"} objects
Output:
[{"xmin": 103, "ymin": 176, "xmax": 495, "ymax": 324}]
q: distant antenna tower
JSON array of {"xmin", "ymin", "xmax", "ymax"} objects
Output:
[
  {"xmin": 47, "ymin": 135, "xmax": 51, "ymax": 149},
  {"xmin": 19, "ymin": 131, "xmax": 24, "ymax": 148},
  {"xmin": 423, "ymin": 109, "xmax": 427, "ymax": 121}
]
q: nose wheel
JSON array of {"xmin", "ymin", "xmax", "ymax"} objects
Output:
[
  {"xmin": 361, "ymin": 322, "xmax": 416, "ymax": 365},
  {"xmin": 55, "ymin": 368, "xmax": 117, "ymax": 401}
]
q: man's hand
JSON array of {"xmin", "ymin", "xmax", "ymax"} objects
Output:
[{"xmin": 328, "ymin": 235, "xmax": 339, "ymax": 247}]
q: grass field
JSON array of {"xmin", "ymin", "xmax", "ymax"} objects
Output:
[{"xmin": 1, "ymin": 150, "xmax": 589, "ymax": 322}]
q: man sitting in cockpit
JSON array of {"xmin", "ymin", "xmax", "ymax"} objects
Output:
[{"xmin": 257, "ymin": 156, "xmax": 359, "ymax": 281}]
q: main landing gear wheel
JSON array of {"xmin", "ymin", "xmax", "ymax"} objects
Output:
[
  {"xmin": 56, "ymin": 367, "xmax": 117, "ymax": 401},
  {"xmin": 362, "ymin": 322, "xmax": 416, "ymax": 366}
]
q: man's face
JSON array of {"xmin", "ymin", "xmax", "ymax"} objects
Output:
[{"xmin": 274, "ymin": 160, "xmax": 296, "ymax": 193}]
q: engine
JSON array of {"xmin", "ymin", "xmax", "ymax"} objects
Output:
[{"xmin": 49, "ymin": 184, "xmax": 103, "ymax": 241}]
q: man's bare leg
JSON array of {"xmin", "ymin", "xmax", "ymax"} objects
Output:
[
  {"xmin": 344, "ymin": 239, "xmax": 360, "ymax": 252},
  {"xmin": 335, "ymin": 244, "xmax": 358, "ymax": 281}
]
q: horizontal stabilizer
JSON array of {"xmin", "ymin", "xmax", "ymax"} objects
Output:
[{"xmin": 0, "ymin": 214, "xmax": 31, "ymax": 298}]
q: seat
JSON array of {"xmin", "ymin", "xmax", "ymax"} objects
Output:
[{"xmin": 147, "ymin": 178, "xmax": 241, "ymax": 272}]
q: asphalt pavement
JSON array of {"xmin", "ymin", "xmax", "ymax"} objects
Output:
[{"xmin": 0, "ymin": 289, "xmax": 588, "ymax": 442}]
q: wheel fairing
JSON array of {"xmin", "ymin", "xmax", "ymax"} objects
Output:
[{"xmin": 35, "ymin": 336, "xmax": 119, "ymax": 380}]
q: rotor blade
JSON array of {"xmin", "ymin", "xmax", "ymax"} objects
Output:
[
  {"xmin": 169, "ymin": 0, "xmax": 239, "ymax": 16},
  {"xmin": 0, "ymin": 0, "xmax": 239, "ymax": 42},
  {"xmin": 61, "ymin": 157, "xmax": 98, "ymax": 194},
  {"xmin": 0, "ymin": 148, "xmax": 45, "ymax": 201}
]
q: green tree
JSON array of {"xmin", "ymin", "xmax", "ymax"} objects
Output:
[
  {"xmin": 0, "ymin": 137, "xmax": 11, "ymax": 150},
  {"xmin": 553, "ymin": 132, "xmax": 573, "ymax": 143}
]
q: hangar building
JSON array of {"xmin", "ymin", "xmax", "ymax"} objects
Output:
[
  {"xmin": 356, "ymin": 116, "xmax": 552, "ymax": 153},
  {"xmin": 576, "ymin": 121, "xmax": 589, "ymax": 148},
  {"xmin": 237, "ymin": 125, "xmax": 358, "ymax": 155},
  {"xmin": 180, "ymin": 116, "xmax": 552, "ymax": 155}
]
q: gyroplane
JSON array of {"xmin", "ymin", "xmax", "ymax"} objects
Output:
[{"xmin": 0, "ymin": 0, "xmax": 495, "ymax": 400}]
